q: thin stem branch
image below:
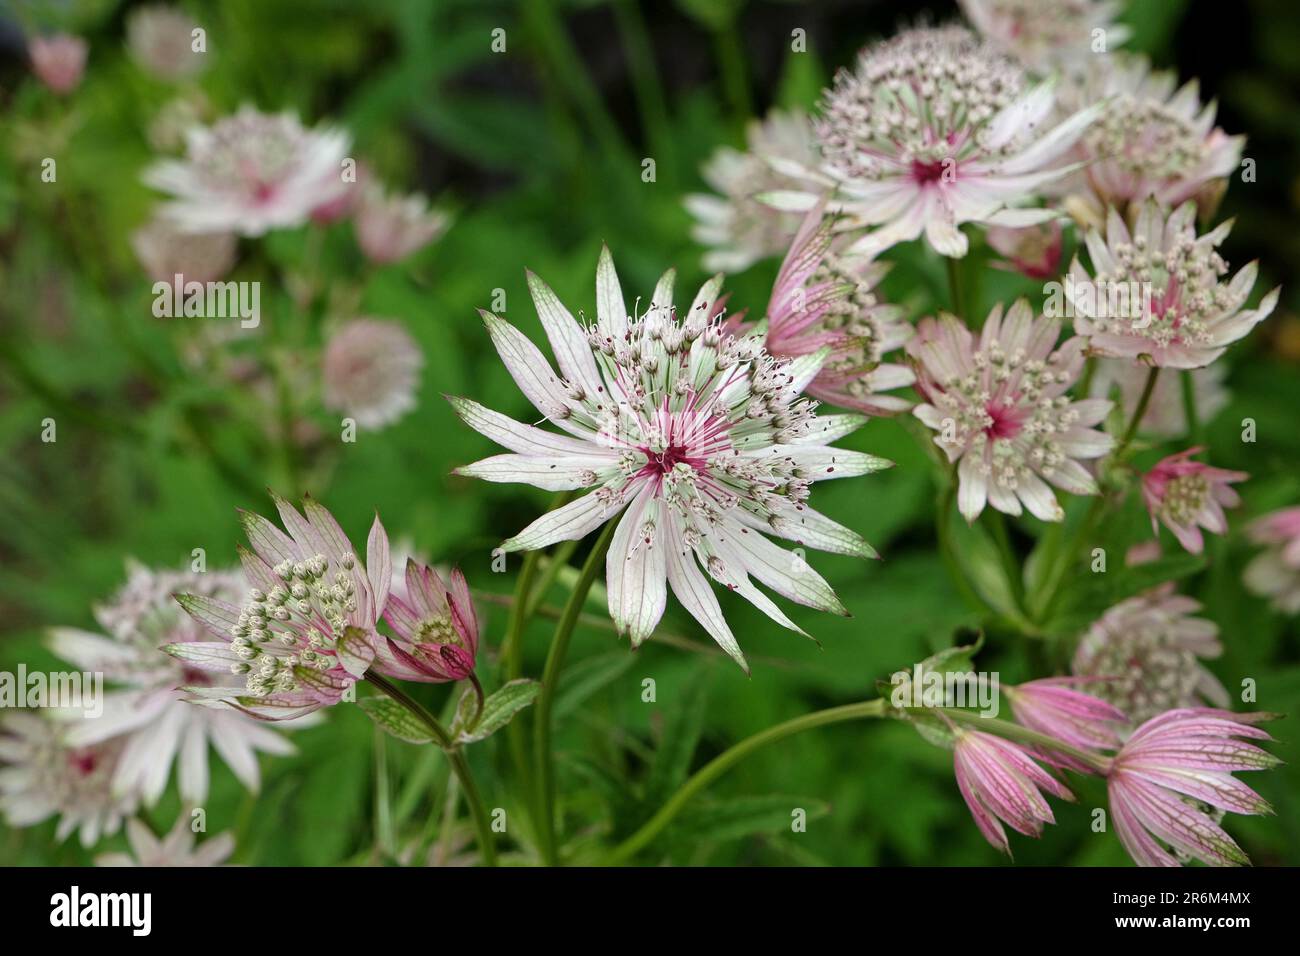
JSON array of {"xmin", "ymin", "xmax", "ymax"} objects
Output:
[
  {"xmin": 534, "ymin": 520, "xmax": 618, "ymax": 865},
  {"xmin": 365, "ymin": 673, "xmax": 498, "ymax": 867},
  {"xmin": 606, "ymin": 699, "xmax": 888, "ymax": 864}
]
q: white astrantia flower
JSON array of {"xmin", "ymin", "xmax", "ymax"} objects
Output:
[
  {"xmin": 959, "ymin": 0, "xmax": 1129, "ymax": 77},
  {"xmin": 96, "ymin": 815, "xmax": 235, "ymax": 867},
  {"xmin": 321, "ymin": 318, "xmax": 424, "ymax": 430},
  {"xmin": 764, "ymin": 25, "xmax": 1102, "ymax": 259},
  {"xmin": 908, "ymin": 299, "xmax": 1113, "ymax": 522},
  {"xmin": 143, "ymin": 105, "xmax": 350, "ymax": 236},
  {"xmin": 1066, "ymin": 200, "xmax": 1279, "ymax": 368},
  {"xmin": 0, "ymin": 712, "xmax": 137, "ymax": 847},
  {"xmin": 684, "ymin": 108, "xmax": 822, "ymax": 273},
  {"xmin": 452, "ymin": 248, "xmax": 892, "ymax": 670},
  {"xmin": 46, "ymin": 561, "xmax": 303, "ymax": 806}
]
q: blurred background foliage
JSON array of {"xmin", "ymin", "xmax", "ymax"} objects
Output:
[{"xmin": 0, "ymin": 0, "xmax": 1297, "ymax": 865}]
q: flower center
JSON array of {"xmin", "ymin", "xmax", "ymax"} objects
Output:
[
  {"xmin": 644, "ymin": 443, "xmax": 697, "ymax": 476},
  {"xmin": 68, "ymin": 750, "xmax": 98, "ymax": 776},
  {"xmin": 985, "ymin": 400, "xmax": 1025, "ymax": 440},
  {"xmin": 1164, "ymin": 473, "xmax": 1209, "ymax": 523},
  {"xmin": 910, "ymin": 158, "xmax": 951, "ymax": 186}
]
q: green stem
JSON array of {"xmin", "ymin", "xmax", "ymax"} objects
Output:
[
  {"xmin": 936, "ymin": 481, "xmax": 994, "ymax": 616},
  {"xmin": 613, "ymin": 0, "xmax": 676, "ymax": 186},
  {"xmin": 932, "ymin": 707, "xmax": 1111, "ymax": 773},
  {"xmin": 606, "ymin": 700, "xmax": 888, "ymax": 864},
  {"xmin": 1180, "ymin": 368, "xmax": 1201, "ymax": 444},
  {"xmin": 985, "ymin": 509, "xmax": 1025, "ymax": 609},
  {"xmin": 1117, "ymin": 366, "xmax": 1159, "ymax": 455},
  {"xmin": 365, "ymin": 674, "xmax": 498, "ymax": 867},
  {"xmin": 534, "ymin": 519, "xmax": 618, "ymax": 865},
  {"xmin": 712, "ymin": 24, "xmax": 753, "ymax": 125},
  {"xmin": 524, "ymin": 538, "xmax": 581, "ymax": 619},
  {"xmin": 945, "ymin": 256, "xmax": 964, "ymax": 319}
]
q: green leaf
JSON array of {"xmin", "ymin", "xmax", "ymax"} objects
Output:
[
  {"xmin": 554, "ymin": 650, "xmax": 637, "ymax": 720},
  {"xmin": 454, "ymin": 679, "xmax": 540, "ymax": 744},
  {"xmin": 672, "ymin": 795, "xmax": 831, "ymax": 844},
  {"xmin": 643, "ymin": 669, "xmax": 711, "ymax": 809},
  {"xmin": 358, "ymin": 696, "xmax": 435, "ymax": 745}
]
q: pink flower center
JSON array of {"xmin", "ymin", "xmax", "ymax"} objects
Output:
[
  {"xmin": 643, "ymin": 443, "xmax": 700, "ymax": 476},
  {"xmin": 68, "ymin": 750, "xmax": 98, "ymax": 776},
  {"xmin": 910, "ymin": 159, "xmax": 951, "ymax": 186},
  {"xmin": 985, "ymin": 401, "xmax": 1025, "ymax": 440}
]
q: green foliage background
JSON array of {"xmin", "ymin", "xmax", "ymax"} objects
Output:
[{"xmin": 1, "ymin": 0, "xmax": 1297, "ymax": 866}]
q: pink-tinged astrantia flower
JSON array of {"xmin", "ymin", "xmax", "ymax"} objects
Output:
[
  {"xmin": 1089, "ymin": 358, "xmax": 1228, "ymax": 439},
  {"xmin": 321, "ymin": 318, "xmax": 423, "ymax": 430},
  {"xmin": 28, "ymin": 34, "xmax": 87, "ymax": 95},
  {"xmin": 774, "ymin": 26, "xmax": 1101, "ymax": 258},
  {"xmin": 126, "ymin": 5, "xmax": 206, "ymax": 81},
  {"xmin": 959, "ymin": 0, "xmax": 1129, "ymax": 76},
  {"xmin": 0, "ymin": 713, "xmax": 137, "ymax": 847},
  {"xmin": 761, "ymin": 206, "xmax": 914, "ymax": 416},
  {"xmin": 1073, "ymin": 56, "xmax": 1243, "ymax": 214},
  {"xmin": 908, "ymin": 300, "xmax": 1113, "ymax": 522},
  {"xmin": 354, "ymin": 184, "xmax": 451, "ymax": 265},
  {"xmin": 1005, "ymin": 678, "xmax": 1125, "ymax": 752},
  {"xmin": 953, "ymin": 728, "xmax": 1074, "ymax": 855},
  {"xmin": 451, "ymin": 248, "xmax": 890, "ymax": 670},
  {"xmin": 46, "ymin": 562, "xmax": 302, "ymax": 805},
  {"xmin": 131, "ymin": 217, "xmax": 237, "ymax": 285},
  {"xmin": 1067, "ymin": 201, "xmax": 1279, "ymax": 368},
  {"xmin": 375, "ymin": 561, "xmax": 479, "ymax": 682},
  {"xmin": 143, "ymin": 106, "xmax": 350, "ymax": 236},
  {"xmin": 1244, "ymin": 507, "xmax": 1300, "ymax": 615},
  {"xmin": 986, "ymin": 220, "xmax": 1062, "ymax": 280},
  {"xmin": 97, "ymin": 816, "xmax": 234, "ymax": 867},
  {"xmin": 1073, "ymin": 585, "xmax": 1228, "ymax": 726},
  {"xmin": 685, "ymin": 108, "xmax": 822, "ymax": 273},
  {"xmin": 1141, "ymin": 447, "xmax": 1246, "ymax": 555},
  {"xmin": 1107, "ymin": 708, "xmax": 1278, "ymax": 867},
  {"xmin": 169, "ymin": 495, "xmax": 393, "ymax": 720}
]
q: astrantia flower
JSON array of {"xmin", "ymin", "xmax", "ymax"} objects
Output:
[
  {"xmin": 96, "ymin": 816, "xmax": 234, "ymax": 867},
  {"xmin": 1106, "ymin": 708, "xmax": 1278, "ymax": 867},
  {"xmin": 354, "ymin": 184, "xmax": 450, "ymax": 264},
  {"xmin": 375, "ymin": 560, "xmax": 479, "ymax": 682},
  {"xmin": 1244, "ymin": 507, "xmax": 1300, "ymax": 614},
  {"xmin": 131, "ymin": 217, "xmax": 237, "ymax": 285},
  {"xmin": 685, "ymin": 108, "xmax": 821, "ymax": 272},
  {"xmin": 28, "ymin": 34, "xmax": 87, "ymax": 96},
  {"xmin": 1067, "ymin": 201, "xmax": 1279, "ymax": 367},
  {"xmin": 143, "ymin": 106, "xmax": 350, "ymax": 236},
  {"xmin": 452, "ymin": 248, "xmax": 890, "ymax": 669},
  {"xmin": 47, "ymin": 562, "xmax": 300, "ymax": 804},
  {"xmin": 0, "ymin": 713, "xmax": 137, "ymax": 847},
  {"xmin": 959, "ymin": 0, "xmax": 1129, "ymax": 76},
  {"xmin": 1073, "ymin": 56, "xmax": 1243, "ymax": 214},
  {"xmin": 761, "ymin": 206, "xmax": 914, "ymax": 416},
  {"xmin": 1005, "ymin": 678, "xmax": 1125, "ymax": 752},
  {"xmin": 1089, "ymin": 358, "xmax": 1228, "ymax": 439},
  {"xmin": 953, "ymin": 728, "xmax": 1074, "ymax": 855},
  {"xmin": 169, "ymin": 495, "xmax": 392, "ymax": 719},
  {"xmin": 126, "ymin": 5, "xmax": 206, "ymax": 81},
  {"xmin": 1072, "ymin": 586, "xmax": 1228, "ymax": 726},
  {"xmin": 321, "ymin": 318, "xmax": 423, "ymax": 430},
  {"xmin": 1141, "ymin": 447, "xmax": 1246, "ymax": 555},
  {"xmin": 908, "ymin": 300, "xmax": 1112, "ymax": 522},
  {"xmin": 786, "ymin": 25, "xmax": 1099, "ymax": 258}
]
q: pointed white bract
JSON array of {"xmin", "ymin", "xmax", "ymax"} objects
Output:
[
  {"xmin": 454, "ymin": 249, "xmax": 891, "ymax": 669},
  {"xmin": 908, "ymin": 300, "xmax": 1112, "ymax": 522},
  {"xmin": 775, "ymin": 25, "xmax": 1100, "ymax": 259},
  {"xmin": 96, "ymin": 816, "xmax": 235, "ymax": 867}
]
